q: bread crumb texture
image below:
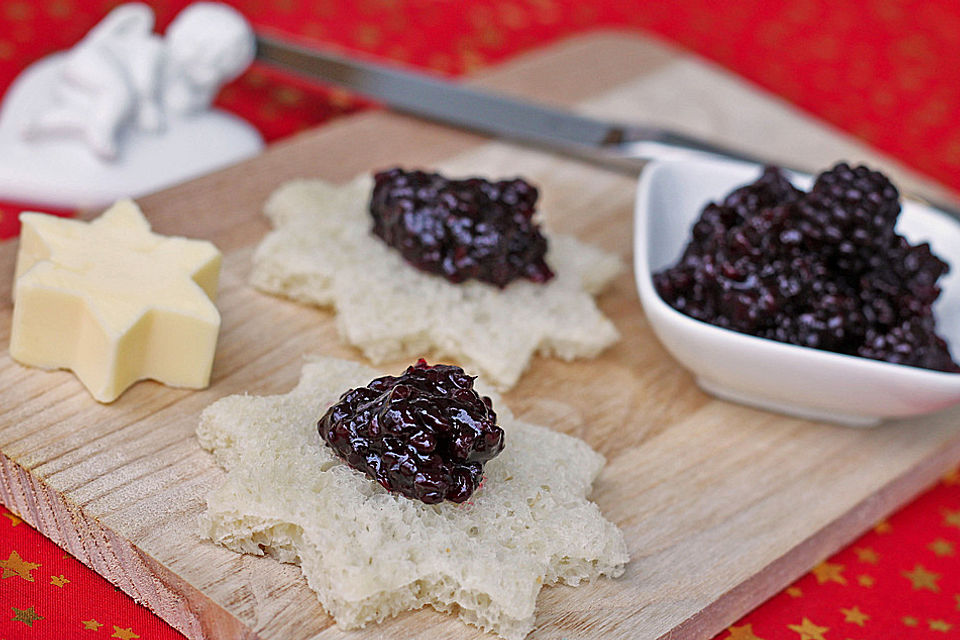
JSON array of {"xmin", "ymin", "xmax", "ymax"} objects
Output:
[
  {"xmin": 197, "ymin": 356, "xmax": 628, "ymax": 640},
  {"xmin": 250, "ymin": 176, "xmax": 622, "ymax": 389}
]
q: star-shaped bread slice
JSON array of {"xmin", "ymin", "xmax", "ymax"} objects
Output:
[
  {"xmin": 10, "ymin": 200, "xmax": 221, "ymax": 402},
  {"xmin": 250, "ymin": 176, "xmax": 621, "ymax": 389},
  {"xmin": 197, "ymin": 356, "xmax": 627, "ymax": 640}
]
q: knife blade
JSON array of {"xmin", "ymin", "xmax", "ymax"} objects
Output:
[
  {"xmin": 254, "ymin": 35, "xmax": 773, "ymax": 173},
  {"xmin": 255, "ymin": 34, "xmax": 960, "ymax": 220}
]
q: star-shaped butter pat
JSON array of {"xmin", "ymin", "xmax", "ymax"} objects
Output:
[
  {"xmin": 250, "ymin": 177, "xmax": 621, "ymax": 389},
  {"xmin": 10, "ymin": 200, "xmax": 221, "ymax": 402},
  {"xmin": 197, "ymin": 356, "xmax": 627, "ymax": 640}
]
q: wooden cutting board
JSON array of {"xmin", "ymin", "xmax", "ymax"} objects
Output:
[{"xmin": 2, "ymin": 33, "xmax": 960, "ymax": 640}]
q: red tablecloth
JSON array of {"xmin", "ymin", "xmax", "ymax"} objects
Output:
[{"xmin": 2, "ymin": 2, "xmax": 960, "ymax": 639}]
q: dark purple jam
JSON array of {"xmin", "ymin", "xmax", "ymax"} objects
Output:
[
  {"xmin": 654, "ymin": 163, "xmax": 960, "ymax": 373},
  {"xmin": 317, "ymin": 359, "xmax": 505, "ymax": 504},
  {"xmin": 369, "ymin": 168, "xmax": 554, "ymax": 288}
]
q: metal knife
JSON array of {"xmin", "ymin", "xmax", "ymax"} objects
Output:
[
  {"xmin": 255, "ymin": 35, "xmax": 960, "ymax": 218},
  {"xmin": 255, "ymin": 35, "xmax": 774, "ymax": 171}
]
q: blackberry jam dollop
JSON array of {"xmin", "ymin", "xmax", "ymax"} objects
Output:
[
  {"xmin": 369, "ymin": 168, "xmax": 554, "ymax": 287},
  {"xmin": 317, "ymin": 359, "xmax": 505, "ymax": 504},
  {"xmin": 654, "ymin": 163, "xmax": 960, "ymax": 373}
]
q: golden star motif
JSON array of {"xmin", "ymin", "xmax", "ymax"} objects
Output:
[
  {"xmin": 903, "ymin": 616, "xmax": 919, "ymax": 627},
  {"xmin": 856, "ymin": 574, "xmax": 875, "ymax": 587},
  {"xmin": 942, "ymin": 468, "xmax": 960, "ymax": 485},
  {"xmin": 787, "ymin": 617, "xmax": 828, "ymax": 640},
  {"xmin": 111, "ymin": 627, "xmax": 140, "ymax": 639},
  {"xmin": 0, "ymin": 551, "xmax": 40, "ymax": 581},
  {"xmin": 81, "ymin": 619, "xmax": 103, "ymax": 630},
  {"xmin": 929, "ymin": 538, "xmax": 955, "ymax": 557},
  {"xmin": 943, "ymin": 508, "xmax": 960, "ymax": 529},
  {"xmin": 49, "ymin": 574, "xmax": 69, "ymax": 587},
  {"xmin": 725, "ymin": 623, "xmax": 765, "ymax": 640},
  {"xmin": 841, "ymin": 606, "xmax": 869, "ymax": 627},
  {"xmin": 929, "ymin": 619, "xmax": 952, "ymax": 632},
  {"xmin": 11, "ymin": 606, "xmax": 42, "ymax": 627},
  {"xmin": 812, "ymin": 561, "xmax": 847, "ymax": 585},
  {"xmin": 787, "ymin": 586, "xmax": 803, "ymax": 598},
  {"xmin": 873, "ymin": 519, "xmax": 892, "ymax": 534},
  {"xmin": 2, "ymin": 512, "xmax": 21, "ymax": 527},
  {"xmin": 853, "ymin": 547, "xmax": 878, "ymax": 564},
  {"xmin": 11, "ymin": 201, "xmax": 221, "ymax": 403},
  {"xmin": 955, "ymin": 594, "xmax": 960, "ymax": 611},
  {"xmin": 903, "ymin": 564, "xmax": 940, "ymax": 592}
]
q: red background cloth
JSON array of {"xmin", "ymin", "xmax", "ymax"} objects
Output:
[{"xmin": 1, "ymin": 1, "xmax": 960, "ymax": 639}]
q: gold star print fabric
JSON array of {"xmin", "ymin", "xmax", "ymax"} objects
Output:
[
  {"xmin": 720, "ymin": 469, "xmax": 960, "ymax": 639},
  {"xmin": 0, "ymin": 504, "xmax": 174, "ymax": 637}
]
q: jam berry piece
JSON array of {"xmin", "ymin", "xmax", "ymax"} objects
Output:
[
  {"xmin": 369, "ymin": 168, "xmax": 554, "ymax": 288},
  {"xmin": 318, "ymin": 359, "xmax": 505, "ymax": 504},
  {"xmin": 722, "ymin": 166, "xmax": 803, "ymax": 222},
  {"xmin": 796, "ymin": 163, "xmax": 902, "ymax": 272},
  {"xmin": 653, "ymin": 163, "xmax": 960, "ymax": 373},
  {"xmin": 811, "ymin": 162, "xmax": 900, "ymax": 232},
  {"xmin": 858, "ymin": 317, "xmax": 958, "ymax": 371}
]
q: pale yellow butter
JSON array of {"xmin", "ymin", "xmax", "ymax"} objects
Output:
[{"xmin": 10, "ymin": 199, "xmax": 222, "ymax": 403}]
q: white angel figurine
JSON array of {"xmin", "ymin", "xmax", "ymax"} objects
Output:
[
  {"xmin": 22, "ymin": 2, "xmax": 255, "ymax": 161},
  {"xmin": 163, "ymin": 3, "xmax": 256, "ymax": 115},
  {"xmin": 0, "ymin": 2, "xmax": 262, "ymax": 208},
  {"xmin": 23, "ymin": 3, "xmax": 165, "ymax": 160}
]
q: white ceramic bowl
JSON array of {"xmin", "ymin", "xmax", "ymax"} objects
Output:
[{"xmin": 634, "ymin": 157, "xmax": 960, "ymax": 427}]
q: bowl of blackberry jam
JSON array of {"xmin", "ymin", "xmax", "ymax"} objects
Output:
[{"xmin": 634, "ymin": 157, "xmax": 960, "ymax": 426}]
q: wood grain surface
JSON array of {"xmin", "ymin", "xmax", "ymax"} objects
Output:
[{"xmin": 1, "ymin": 32, "xmax": 960, "ymax": 640}]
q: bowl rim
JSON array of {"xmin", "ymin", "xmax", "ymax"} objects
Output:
[{"xmin": 633, "ymin": 157, "xmax": 960, "ymax": 386}]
